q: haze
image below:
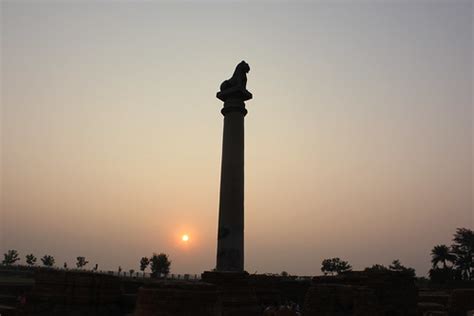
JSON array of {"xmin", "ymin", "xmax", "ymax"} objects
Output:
[{"xmin": 1, "ymin": 1, "xmax": 472, "ymax": 276}]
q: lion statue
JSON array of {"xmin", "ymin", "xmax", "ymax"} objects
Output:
[{"xmin": 219, "ymin": 61, "xmax": 250, "ymax": 92}]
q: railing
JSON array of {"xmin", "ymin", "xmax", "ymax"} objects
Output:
[
  {"xmin": 1, "ymin": 265, "xmax": 312, "ymax": 281},
  {"xmin": 105, "ymin": 271, "xmax": 201, "ymax": 280},
  {"xmin": 0, "ymin": 265, "xmax": 202, "ymax": 280}
]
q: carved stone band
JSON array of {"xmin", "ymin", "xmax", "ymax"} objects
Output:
[{"xmin": 221, "ymin": 105, "xmax": 248, "ymax": 116}]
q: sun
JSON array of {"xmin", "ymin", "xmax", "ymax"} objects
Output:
[{"xmin": 181, "ymin": 234, "xmax": 189, "ymax": 242}]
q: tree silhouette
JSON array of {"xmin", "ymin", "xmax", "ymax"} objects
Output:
[
  {"xmin": 321, "ymin": 258, "xmax": 352, "ymax": 275},
  {"xmin": 389, "ymin": 259, "xmax": 415, "ymax": 277},
  {"xmin": 431, "ymin": 245, "xmax": 456, "ymax": 269},
  {"xmin": 2, "ymin": 250, "xmax": 20, "ymax": 265},
  {"xmin": 429, "ymin": 266, "xmax": 455, "ymax": 284},
  {"xmin": 364, "ymin": 264, "xmax": 389, "ymax": 272},
  {"xmin": 140, "ymin": 257, "xmax": 149, "ymax": 276},
  {"xmin": 150, "ymin": 253, "xmax": 171, "ymax": 278},
  {"xmin": 76, "ymin": 256, "xmax": 89, "ymax": 269},
  {"xmin": 41, "ymin": 255, "xmax": 55, "ymax": 267},
  {"xmin": 451, "ymin": 227, "xmax": 474, "ymax": 280},
  {"xmin": 129, "ymin": 269, "xmax": 135, "ymax": 277},
  {"xmin": 321, "ymin": 259, "xmax": 335, "ymax": 275},
  {"xmin": 26, "ymin": 254, "xmax": 37, "ymax": 266}
]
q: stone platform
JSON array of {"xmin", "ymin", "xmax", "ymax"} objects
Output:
[
  {"xmin": 26, "ymin": 269, "xmax": 122, "ymax": 316},
  {"xmin": 133, "ymin": 280, "xmax": 217, "ymax": 316},
  {"xmin": 201, "ymin": 271, "xmax": 260, "ymax": 316},
  {"xmin": 304, "ymin": 270, "xmax": 418, "ymax": 316}
]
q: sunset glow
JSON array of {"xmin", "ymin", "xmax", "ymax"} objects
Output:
[{"xmin": 1, "ymin": 1, "xmax": 471, "ymax": 276}]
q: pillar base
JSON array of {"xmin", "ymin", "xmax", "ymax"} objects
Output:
[
  {"xmin": 134, "ymin": 280, "xmax": 217, "ymax": 316},
  {"xmin": 201, "ymin": 271, "xmax": 260, "ymax": 316}
]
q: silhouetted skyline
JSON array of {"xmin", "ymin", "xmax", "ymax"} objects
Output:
[{"xmin": 1, "ymin": 1, "xmax": 472, "ymax": 276}]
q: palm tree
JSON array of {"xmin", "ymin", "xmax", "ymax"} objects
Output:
[
  {"xmin": 431, "ymin": 245, "xmax": 456, "ymax": 268},
  {"xmin": 451, "ymin": 228, "xmax": 474, "ymax": 280}
]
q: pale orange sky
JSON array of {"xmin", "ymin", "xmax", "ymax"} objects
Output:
[{"xmin": 1, "ymin": 1, "xmax": 472, "ymax": 276}]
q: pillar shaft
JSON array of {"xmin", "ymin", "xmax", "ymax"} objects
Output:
[{"xmin": 216, "ymin": 100, "xmax": 247, "ymax": 272}]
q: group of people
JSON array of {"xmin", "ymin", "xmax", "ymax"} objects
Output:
[{"xmin": 262, "ymin": 302, "xmax": 301, "ymax": 316}]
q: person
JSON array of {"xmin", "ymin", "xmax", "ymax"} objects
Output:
[
  {"xmin": 276, "ymin": 304, "xmax": 295, "ymax": 316},
  {"xmin": 293, "ymin": 303, "xmax": 301, "ymax": 316},
  {"xmin": 17, "ymin": 291, "xmax": 27, "ymax": 312},
  {"xmin": 263, "ymin": 303, "xmax": 277, "ymax": 316}
]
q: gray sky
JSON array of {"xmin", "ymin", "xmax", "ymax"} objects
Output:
[{"xmin": 1, "ymin": 0, "xmax": 472, "ymax": 276}]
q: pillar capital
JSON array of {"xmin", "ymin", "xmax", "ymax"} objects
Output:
[
  {"xmin": 217, "ymin": 88, "xmax": 252, "ymax": 116},
  {"xmin": 216, "ymin": 87, "xmax": 253, "ymax": 102}
]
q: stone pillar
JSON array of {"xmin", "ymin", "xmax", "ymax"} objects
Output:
[
  {"xmin": 216, "ymin": 89, "xmax": 251, "ymax": 272},
  {"xmin": 202, "ymin": 61, "xmax": 260, "ymax": 316},
  {"xmin": 215, "ymin": 61, "xmax": 252, "ymax": 272}
]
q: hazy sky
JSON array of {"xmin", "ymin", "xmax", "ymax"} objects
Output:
[{"xmin": 1, "ymin": 1, "xmax": 472, "ymax": 276}]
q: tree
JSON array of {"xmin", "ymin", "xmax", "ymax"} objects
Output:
[
  {"xmin": 321, "ymin": 258, "xmax": 352, "ymax": 275},
  {"xmin": 2, "ymin": 250, "xmax": 20, "ymax": 265},
  {"xmin": 150, "ymin": 253, "xmax": 171, "ymax": 278},
  {"xmin": 364, "ymin": 264, "xmax": 389, "ymax": 272},
  {"xmin": 335, "ymin": 259, "xmax": 352, "ymax": 274},
  {"xmin": 76, "ymin": 256, "xmax": 89, "ymax": 269},
  {"xmin": 129, "ymin": 269, "xmax": 135, "ymax": 277},
  {"xmin": 140, "ymin": 257, "xmax": 150, "ymax": 276},
  {"xmin": 431, "ymin": 245, "xmax": 456, "ymax": 269},
  {"xmin": 321, "ymin": 259, "xmax": 335, "ymax": 275},
  {"xmin": 389, "ymin": 259, "xmax": 416, "ymax": 277},
  {"xmin": 429, "ymin": 266, "xmax": 455, "ymax": 284},
  {"xmin": 26, "ymin": 254, "xmax": 37, "ymax": 266},
  {"xmin": 41, "ymin": 255, "xmax": 55, "ymax": 267},
  {"xmin": 281, "ymin": 271, "xmax": 289, "ymax": 277},
  {"xmin": 451, "ymin": 227, "xmax": 474, "ymax": 280}
]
